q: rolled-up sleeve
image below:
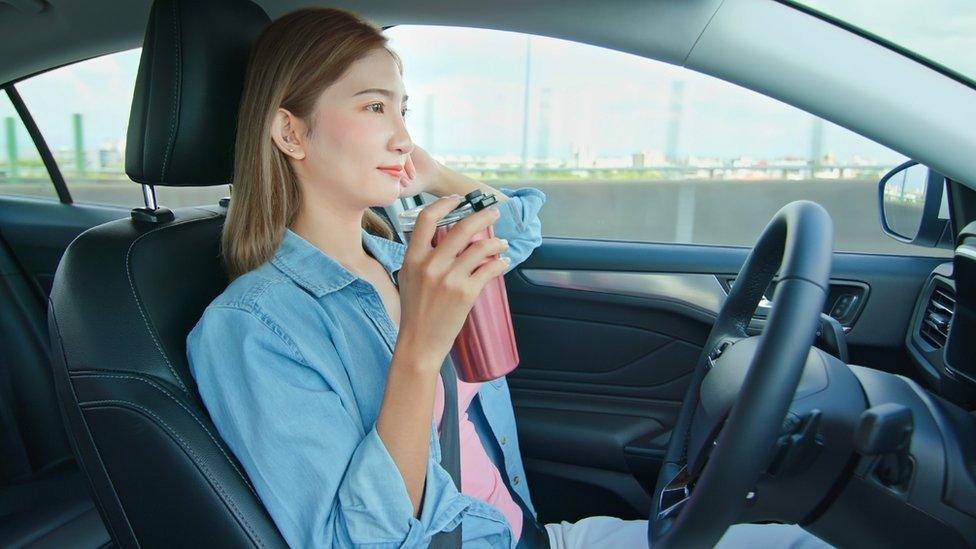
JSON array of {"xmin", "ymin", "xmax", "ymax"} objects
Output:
[
  {"xmin": 187, "ymin": 305, "xmax": 468, "ymax": 548},
  {"xmin": 492, "ymin": 187, "xmax": 546, "ymax": 273}
]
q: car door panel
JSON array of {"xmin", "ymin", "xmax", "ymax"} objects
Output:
[{"xmin": 0, "ymin": 196, "xmax": 131, "ymax": 296}]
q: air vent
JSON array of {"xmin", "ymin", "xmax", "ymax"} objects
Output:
[{"xmin": 919, "ymin": 285, "xmax": 955, "ymax": 349}]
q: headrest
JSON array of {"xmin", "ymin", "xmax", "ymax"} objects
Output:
[{"xmin": 125, "ymin": 0, "xmax": 269, "ymax": 187}]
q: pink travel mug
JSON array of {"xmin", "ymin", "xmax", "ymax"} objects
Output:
[{"xmin": 398, "ymin": 190, "xmax": 520, "ymax": 382}]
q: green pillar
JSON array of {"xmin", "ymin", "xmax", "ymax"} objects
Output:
[
  {"xmin": 4, "ymin": 117, "xmax": 17, "ymax": 179},
  {"xmin": 73, "ymin": 113, "xmax": 84, "ymax": 176}
]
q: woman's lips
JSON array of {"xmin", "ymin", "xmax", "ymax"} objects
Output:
[
  {"xmin": 377, "ymin": 167, "xmax": 403, "ymax": 178},
  {"xmin": 378, "ymin": 167, "xmax": 411, "ymax": 191}
]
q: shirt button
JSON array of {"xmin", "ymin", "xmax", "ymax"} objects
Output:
[
  {"xmin": 500, "ymin": 436, "xmax": 507, "ymax": 445},
  {"xmin": 513, "ymin": 475, "xmax": 521, "ymax": 485}
]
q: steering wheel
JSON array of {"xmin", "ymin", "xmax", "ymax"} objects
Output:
[{"xmin": 648, "ymin": 201, "xmax": 834, "ymax": 547}]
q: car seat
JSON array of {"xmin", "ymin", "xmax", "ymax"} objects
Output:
[{"xmin": 46, "ymin": 0, "xmax": 303, "ymax": 546}]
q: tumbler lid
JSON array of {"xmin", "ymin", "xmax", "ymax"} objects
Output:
[
  {"xmin": 464, "ymin": 189, "xmax": 499, "ymax": 211},
  {"xmin": 398, "ymin": 191, "xmax": 497, "ymax": 231}
]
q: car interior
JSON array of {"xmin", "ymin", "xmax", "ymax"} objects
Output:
[{"xmin": 1, "ymin": 0, "xmax": 975, "ymax": 547}]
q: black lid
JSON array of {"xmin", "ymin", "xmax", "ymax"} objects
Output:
[{"xmin": 465, "ymin": 189, "xmax": 498, "ymax": 211}]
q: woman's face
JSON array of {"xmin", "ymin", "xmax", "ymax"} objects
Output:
[{"xmin": 291, "ymin": 48, "xmax": 412, "ymax": 210}]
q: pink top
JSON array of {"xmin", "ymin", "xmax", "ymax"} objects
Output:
[{"xmin": 433, "ymin": 375, "xmax": 523, "ymax": 542}]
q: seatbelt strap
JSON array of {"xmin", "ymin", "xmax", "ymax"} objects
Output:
[
  {"xmin": 370, "ymin": 205, "xmax": 404, "ymax": 244},
  {"xmin": 512, "ymin": 477, "xmax": 550, "ymax": 548},
  {"xmin": 468, "ymin": 390, "xmax": 550, "ymax": 548},
  {"xmin": 429, "ymin": 355, "xmax": 463, "ymax": 548}
]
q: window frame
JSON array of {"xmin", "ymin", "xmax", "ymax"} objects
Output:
[{"xmin": 2, "ymin": 85, "xmax": 72, "ymax": 203}]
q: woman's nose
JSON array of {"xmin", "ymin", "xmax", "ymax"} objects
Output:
[{"xmin": 390, "ymin": 115, "xmax": 413, "ymax": 155}]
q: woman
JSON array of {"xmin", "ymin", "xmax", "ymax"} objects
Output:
[
  {"xmin": 186, "ymin": 7, "xmax": 559, "ymax": 547},
  {"xmin": 187, "ymin": 7, "xmax": 830, "ymax": 549}
]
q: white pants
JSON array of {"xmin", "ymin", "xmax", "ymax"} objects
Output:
[{"xmin": 544, "ymin": 516, "xmax": 833, "ymax": 549}]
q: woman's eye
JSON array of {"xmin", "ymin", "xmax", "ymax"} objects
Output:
[{"xmin": 366, "ymin": 103, "xmax": 407, "ymax": 117}]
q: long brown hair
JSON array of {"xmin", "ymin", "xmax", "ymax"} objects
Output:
[{"xmin": 223, "ymin": 8, "xmax": 397, "ymax": 280}]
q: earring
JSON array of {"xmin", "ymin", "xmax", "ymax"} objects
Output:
[{"xmin": 288, "ymin": 148, "xmax": 294, "ymax": 152}]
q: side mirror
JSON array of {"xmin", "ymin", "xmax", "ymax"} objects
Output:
[{"xmin": 878, "ymin": 161, "xmax": 953, "ymax": 248}]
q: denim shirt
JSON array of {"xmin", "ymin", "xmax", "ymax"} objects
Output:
[{"xmin": 187, "ymin": 188, "xmax": 546, "ymax": 548}]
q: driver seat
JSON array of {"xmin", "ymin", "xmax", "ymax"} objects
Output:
[{"xmin": 46, "ymin": 0, "xmax": 295, "ymax": 546}]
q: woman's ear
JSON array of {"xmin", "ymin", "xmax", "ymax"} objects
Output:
[{"xmin": 271, "ymin": 108, "xmax": 307, "ymax": 160}]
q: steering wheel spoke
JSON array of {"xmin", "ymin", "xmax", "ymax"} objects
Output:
[{"xmin": 656, "ymin": 465, "xmax": 694, "ymax": 522}]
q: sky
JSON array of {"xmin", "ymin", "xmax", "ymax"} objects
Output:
[
  {"xmin": 5, "ymin": 9, "xmax": 974, "ymax": 167},
  {"xmin": 2, "ymin": 50, "xmax": 140, "ymax": 160},
  {"xmin": 386, "ymin": 25, "xmax": 905, "ymax": 164},
  {"xmin": 800, "ymin": 0, "xmax": 976, "ymax": 81}
]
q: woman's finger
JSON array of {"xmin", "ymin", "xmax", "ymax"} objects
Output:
[
  {"xmin": 404, "ymin": 153, "xmax": 416, "ymax": 180},
  {"xmin": 433, "ymin": 205, "xmax": 500, "ymax": 259},
  {"xmin": 452, "ymin": 237, "xmax": 509, "ymax": 276},
  {"xmin": 405, "ymin": 195, "xmax": 464, "ymax": 258},
  {"xmin": 470, "ymin": 255, "xmax": 510, "ymax": 288}
]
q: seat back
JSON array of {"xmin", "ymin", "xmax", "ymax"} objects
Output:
[{"xmin": 46, "ymin": 1, "xmax": 290, "ymax": 546}]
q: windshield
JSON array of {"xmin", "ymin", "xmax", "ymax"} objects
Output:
[{"xmin": 791, "ymin": 0, "xmax": 976, "ymax": 87}]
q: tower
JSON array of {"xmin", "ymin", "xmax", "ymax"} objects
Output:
[{"xmin": 666, "ymin": 81, "xmax": 685, "ymax": 163}]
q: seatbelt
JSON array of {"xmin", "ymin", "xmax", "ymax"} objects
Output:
[
  {"xmin": 370, "ymin": 205, "xmax": 405, "ymax": 245},
  {"xmin": 512, "ymin": 475, "xmax": 550, "ymax": 548},
  {"xmin": 429, "ymin": 355, "xmax": 463, "ymax": 548},
  {"xmin": 428, "ymin": 360, "xmax": 550, "ymax": 548},
  {"xmin": 469, "ymin": 391, "xmax": 550, "ymax": 548}
]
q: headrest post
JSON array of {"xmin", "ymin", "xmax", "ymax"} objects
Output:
[{"xmin": 142, "ymin": 184, "xmax": 159, "ymax": 211}]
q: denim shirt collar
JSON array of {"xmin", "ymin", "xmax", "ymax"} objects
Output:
[{"xmin": 271, "ymin": 228, "xmax": 406, "ymax": 298}]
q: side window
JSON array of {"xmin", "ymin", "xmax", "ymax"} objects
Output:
[
  {"xmin": 0, "ymin": 91, "xmax": 57, "ymax": 200},
  {"xmin": 386, "ymin": 26, "xmax": 946, "ymax": 257},
  {"xmin": 16, "ymin": 49, "xmax": 226, "ymax": 208}
]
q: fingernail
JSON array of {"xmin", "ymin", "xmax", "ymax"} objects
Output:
[
  {"xmin": 491, "ymin": 206, "xmax": 501, "ymax": 217},
  {"xmin": 499, "ymin": 238, "xmax": 508, "ymax": 247},
  {"xmin": 500, "ymin": 256, "xmax": 511, "ymax": 264}
]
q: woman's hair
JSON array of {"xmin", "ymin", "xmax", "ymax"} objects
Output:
[{"xmin": 223, "ymin": 7, "xmax": 398, "ymax": 280}]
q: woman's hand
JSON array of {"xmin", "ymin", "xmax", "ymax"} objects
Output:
[
  {"xmin": 399, "ymin": 145, "xmax": 511, "ymax": 204},
  {"xmin": 397, "ymin": 145, "xmax": 444, "ymax": 198},
  {"xmin": 393, "ymin": 195, "xmax": 510, "ymax": 373}
]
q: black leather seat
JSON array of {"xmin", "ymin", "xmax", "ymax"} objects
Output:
[{"xmin": 46, "ymin": 0, "xmax": 296, "ymax": 546}]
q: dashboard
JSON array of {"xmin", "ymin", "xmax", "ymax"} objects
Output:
[{"xmin": 905, "ymin": 223, "xmax": 975, "ymax": 407}]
